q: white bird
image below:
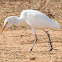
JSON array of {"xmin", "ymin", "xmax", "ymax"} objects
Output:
[{"xmin": 1, "ymin": 10, "xmax": 61, "ymax": 51}]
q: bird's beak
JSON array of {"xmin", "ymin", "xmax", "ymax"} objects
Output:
[{"xmin": 1, "ymin": 22, "xmax": 8, "ymax": 34}]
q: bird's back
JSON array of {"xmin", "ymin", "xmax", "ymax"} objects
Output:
[{"xmin": 20, "ymin": 10, "xmax": 61, "ymax": 29}]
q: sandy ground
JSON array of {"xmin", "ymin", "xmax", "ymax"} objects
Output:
[{"xmin": 0, "ymin": 28, "xmax": 62, "ymax": 62}]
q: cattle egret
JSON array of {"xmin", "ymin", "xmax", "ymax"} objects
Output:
[{"xmin": 1, "ymin": 10, "xmax": 61, "ymax": 51}]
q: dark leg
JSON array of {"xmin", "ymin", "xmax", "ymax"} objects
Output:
[
  {"xmin": 30, "ymin": 34, "xmax": 38, "ymax": 51},
  {"xmin": 45, "ymin": 31, "xmax": 58, "ymax": 51},
  {"xmin": 45, "ymin": 31, "xmax": 53, "ymax": 51}
]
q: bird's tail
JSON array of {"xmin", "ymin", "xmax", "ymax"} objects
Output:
[{"xmin": 53, "ymin": 20, "xmax": 61, "ymax": 29}]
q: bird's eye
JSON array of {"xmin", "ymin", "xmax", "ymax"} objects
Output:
[{"xmin": 3, "ymin": 21, "xmax": 4, "ymax": 23}]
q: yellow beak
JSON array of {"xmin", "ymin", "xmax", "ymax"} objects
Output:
[{"xmin": 1, "ymin": 22, "xmax": 8, "ymax": 34}]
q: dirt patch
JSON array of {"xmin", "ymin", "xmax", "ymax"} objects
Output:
[{"xmin": 0, "ymin": 29, "xmax": 62, "ymax": 62}]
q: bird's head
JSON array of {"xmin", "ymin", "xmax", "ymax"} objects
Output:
[{"xmin": 1, "ymin": 16, "xmax": 19, "ymax": 34}]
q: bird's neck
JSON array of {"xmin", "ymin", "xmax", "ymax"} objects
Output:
[{"xmin": 16, "ymin": 17, "xmax": 26, "ymax": 26}]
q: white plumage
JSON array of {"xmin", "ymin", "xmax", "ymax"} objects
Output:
[
  {"xmin": 20, "ymin": 10, "xmax": 60, "ymax": 29},
  {"xmin": 1, "ymin": 10, "xmax": 61, "ymax": 51}
]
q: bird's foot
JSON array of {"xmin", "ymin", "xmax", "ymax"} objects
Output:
[
  {"xmin": 49, "ymin": 47, "xmax": 53, "ymax": 51},
  {"xmin": 30, "ymin": 49, "xmax": 32, "ymax": 51},
  {"xmin": 49, "ymin": 47, "xmax": 59, "ymax": 52}
]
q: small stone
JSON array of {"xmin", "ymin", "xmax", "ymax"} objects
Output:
[{"xmin": 30, "ymin": 57, "xmax": 36, "ymax": 60}]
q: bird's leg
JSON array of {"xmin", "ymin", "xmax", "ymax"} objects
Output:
[
  {"xmin": 45, "ymin": 31, "xmax": 58, "ymax": 51},
  {"xmin": 30, "ymin": 28, "xmax": 38, "ymax": 51},
  {"xmin": 45, "ymin": 31, "xmax": 53, "ymax": 51},
  {"xmin": 30, "ymin": 34, "xmax": 38, "ymax": 51}
]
